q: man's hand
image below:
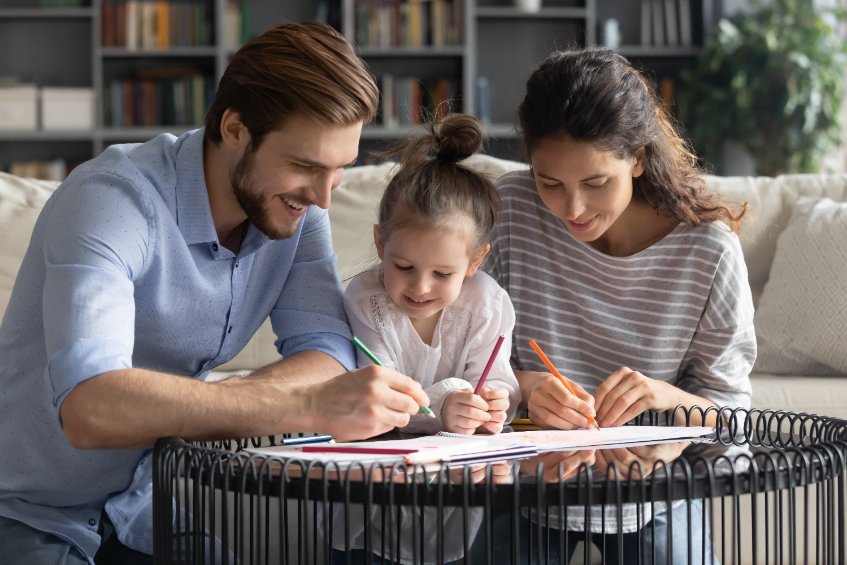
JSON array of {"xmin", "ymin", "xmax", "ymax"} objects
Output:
[
  {"xmin": 441, "ymin": 389, "xmax": 491, "ymax": 434},
  {"xmin": 477, "ymin": 387, "xmax": 509, "ymax": 434},
  {"xmin": 307, "ymin": 365, "xmax": 430, "ymax": 441},
  {"xmin": 524, "ymin": 370, "xmax": 596, "ymax": 430}
]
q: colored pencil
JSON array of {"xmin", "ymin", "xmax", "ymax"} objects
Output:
[
  {"xmin": 474, "ymin": 334, "xmax": 505, "ymax": 394},
  {"xmin": 352, "ymin": 336, "xmax": 436, "ymax": 418}
]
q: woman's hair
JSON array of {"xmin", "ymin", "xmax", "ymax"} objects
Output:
[
  {"xmin": 518, "ymin": 48, "xmax": 747, "ymax": 232},
  {"xmin": 205, "ymin": 21, "xmax": 379, "ymax": 148},
  {"xmin": 376, "ymin": 113, "xmax": 500, "ymax": 249}
]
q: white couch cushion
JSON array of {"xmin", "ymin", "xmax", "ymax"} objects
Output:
[
  {"xmin": 705, "ymin": 173, "xmax": 847, "ymax": 306},
  {"xmin": 752, "ymin": 197, "xmax": 847, "ymax": 376},
  {"xmin": 0, "ymin": 172, "xmax": 59, "ymax": 319}
]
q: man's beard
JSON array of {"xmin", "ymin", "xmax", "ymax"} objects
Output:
[{"xmin": 230, "ymin": 149, "xmax": 301, "ymax": 241}]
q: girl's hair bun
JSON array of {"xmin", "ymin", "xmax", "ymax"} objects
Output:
[{"xmin": 435, "ymin": 113, "xmax": 484, "ymax": 164}]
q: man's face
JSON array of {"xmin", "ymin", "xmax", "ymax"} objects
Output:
[{"xmin": 229, "ymin": 114, "xmax": 362, "ymax": 240}]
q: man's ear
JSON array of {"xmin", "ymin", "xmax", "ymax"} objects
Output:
[
  {"xmin": 466, "ymin": 243, "xmax": 491, "ymax": 276},
  {"xmin": 373, "ymin": 224, "xmax": 385, "ymax": 260},
  {"xmin": 220, "ymin": 108, "xmax": 250, "ymax": 151},
  {"xmin": 632, "ymin": 146, "xmax": 646, "ymax": 178}
]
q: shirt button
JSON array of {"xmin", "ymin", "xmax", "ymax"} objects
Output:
[
  {"xmin": 234, "ymin": 262, "xmax": 239, "ymax": 268},
  {"xmin": 227, "ymin": 326, "xmax": 233, "ymax": 334},
  {"xmin": 88, "ymin": 518, "xmax": 96, "ymax": 527},
  {"xmin": 212, "ymin": 243, "xmax": 219, "ymax": 252}
]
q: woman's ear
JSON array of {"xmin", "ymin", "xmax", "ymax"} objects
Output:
[
  {"xmin": 632, "ymin": 146, "xmax": 646, "ymax": 178},
  {"xmin": 466, "ymin": 243, "xmax": 491, "ymax": 276},
  {"xmin": 220, "ymin": 108, "xmax": 250, "ymax": 151},
  {"xmin": 373, "ymin": 224, "xmax": 385, "ymax": 260}
]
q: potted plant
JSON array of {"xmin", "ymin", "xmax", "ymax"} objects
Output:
[{"xmin": 680, "ymin": 0, "xmax": 847, "ymax": 176}]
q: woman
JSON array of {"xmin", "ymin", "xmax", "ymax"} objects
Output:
[{"xmin": 477, "ymin": 47, "xmax": 755, "ymax": 564}]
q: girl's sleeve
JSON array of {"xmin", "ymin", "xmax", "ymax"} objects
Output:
[
  {"xmin": 342, "ymin": 275, "xmax": 398, "ymax": 371},
  {"xmin": 461, "ymin": 280, "xmax": 521, "ymax": 422}
]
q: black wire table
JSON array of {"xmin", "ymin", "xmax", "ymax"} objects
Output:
[{"xmin": 152, "ymin": 407, "xmax": 847, "ymax": 564}]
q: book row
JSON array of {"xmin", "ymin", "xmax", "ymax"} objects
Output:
[
  {"xmin": 106, "ymin": 71, "xmax": 213, "ymax": 128},
  {"xmin": 101, "ymin": 0, "xmax": 214, "ymax": 49},
  {"xmin": 379, "ymin": 75, "xmax": 458, "ymax": 127},
  {"xmin": 355, "ymin": 0, "xmax": 463, "ymax": 49}
]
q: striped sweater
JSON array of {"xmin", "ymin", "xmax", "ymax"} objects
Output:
[{"xmin": 484, "ymin": 170, "xmax": 754, "ymax": 411}]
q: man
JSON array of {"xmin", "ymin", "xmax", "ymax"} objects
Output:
[{"xmin": 0, "ymin": 21, "xmax": 429, "ymax": 564}]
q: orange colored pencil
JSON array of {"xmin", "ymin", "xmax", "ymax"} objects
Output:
[{"xmin": 528, "ymin": 339, "xmax": 599, "ymax": 429}]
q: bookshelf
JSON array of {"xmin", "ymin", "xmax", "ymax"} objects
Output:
[
  {"xmin": 596, "ymin": 0, "xmax": 715, "ymax": 115},
  {"xmin": 0, "ymin": 0, "xmax": 716, "ymax": 177}
]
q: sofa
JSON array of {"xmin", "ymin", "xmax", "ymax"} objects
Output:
[
  {"xmin": 2, "ymin": 155, "xmax": 847, "ymax": 419},
  {"xmin": 2, "ymin": 154, "xmax": 846, "ymax": 565}
]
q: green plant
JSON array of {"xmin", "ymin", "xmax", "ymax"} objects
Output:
[{"xmin": 680, "ymin": 0, "xmax": 847, "ymax": 176}]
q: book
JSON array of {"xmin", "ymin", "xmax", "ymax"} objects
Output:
[
  {"xmin": 678, "ymin": 0, "xmax": 693, "ymax": 47},
  {"xmin": 664, "ymin": 0, "xmax": 679, "ymax": 46},
  {"xmin": 651, "ymin": 0, "xmax": 665, "ymax": 46},
  {"xmin": 640, "ymin": 0, "xmax": 652, "ymax": 47},
  {"xmin": 244, "ymin": 433, "xmax": 536, "ymax": 466}
]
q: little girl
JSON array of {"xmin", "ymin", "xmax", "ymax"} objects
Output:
[
  {"xmin": 331, "ymin": 113, "xmax": 520, "ymax": 565},
  {"xmin": 343, "ymin": 112, "xmax": 520, "ymax": 435}
]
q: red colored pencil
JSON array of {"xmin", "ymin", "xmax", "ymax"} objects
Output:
[{"xmin": 474, "ymin": 335, "xmax": 505, "ymax": 394}]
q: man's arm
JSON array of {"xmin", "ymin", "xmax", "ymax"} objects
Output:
[
  {"xmin": 60, "ymin": 355, "xmax": 429, "ymax": 450},
  {"xmin": 243, "ymin": 349, "xmax": 345, "ymax": 384}
]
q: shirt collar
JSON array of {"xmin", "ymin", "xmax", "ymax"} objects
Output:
[{"xmin": 174, "ymin": 128, "xmax": 219, "ymax": 247}]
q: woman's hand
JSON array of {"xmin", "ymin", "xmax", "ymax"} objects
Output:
[
  {"xmin": 441, "ymin": 389, "xmax": 491, "ymax": 434},
  {"xmin": 593, "ymin": 367, "xmax": 682, "ymax": 427},
  {"xmin": 594, "ymin": 366, "xmax": 718, "ymax": 427},
  {"xmin": 593, "ymin": 442, "xmax": 689, "ymax": 480},
  {"xmin": 521, "ymin": 370, "xmax": 596, "ymax": 430},
  {"xmin": 477, "ymin": 387, "xmax": 509, "ymax": 434},
  {"xmin": 519, "ymin": 449, "xmax": 596, "ymax": 482}
]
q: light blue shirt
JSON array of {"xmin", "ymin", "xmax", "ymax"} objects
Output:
[{"xmin": 0, "ymin": 129, "xmax": 356, "ymax": 562}]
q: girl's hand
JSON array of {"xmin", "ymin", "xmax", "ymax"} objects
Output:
[
  {"xmin": 594, "ymin": 366, "xmax": 681, "ymax": 427},
  {"xmin": 476, "ymin": 387, "xmax": 509, "ymax": 434},
  {"xmin": 524, "ymin": 371, "xmax": 596, "ymax": 430},
  {"xmin": 441, "ymin": 389, "xmax": 491, "ymax": 434}
]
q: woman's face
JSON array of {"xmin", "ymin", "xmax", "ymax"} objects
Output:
[{"xmin": 530, "ymin": 136, "xmax": 644, "ymax": 249}]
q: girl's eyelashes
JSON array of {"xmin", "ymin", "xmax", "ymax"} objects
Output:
[
  {"xmin": 394, "ymin": 264, "xmax": 413, "ymax": 271},
  {"xmin": 434, "ymin": 272, "xmax": 453, "ymax": 278}
]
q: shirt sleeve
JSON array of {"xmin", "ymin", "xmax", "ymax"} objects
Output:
[
  {"xmin": 459, "ymin": 279, "xmax": 521, "ymax": 422},
  {"xmin": 342, "ymin": 273, "xmax": 397, "ymax": 370},
  {"xmin": 40, "ymin": 173, "xmax": 150, "ymax": 408},
  {"xmin": 678, "ymin": 236, "xmax": 756, "ymax": 410},
  {"xmin": 271, "ymin": 206, "xmax": 355, "ymax": 370}
]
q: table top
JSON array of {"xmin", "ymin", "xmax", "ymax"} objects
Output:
[{"xmin": 153, "ymin": 407, "xmax": 847, "ymax": 506}]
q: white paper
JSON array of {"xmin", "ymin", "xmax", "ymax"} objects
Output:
[{"xmin": 502, "ymin": 426, "xmax": 715, "ymax": 452}]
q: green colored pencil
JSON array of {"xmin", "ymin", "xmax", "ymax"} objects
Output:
[{"xmin": 352, "ymin": 336, "xmax": 436, "ymax": 418}]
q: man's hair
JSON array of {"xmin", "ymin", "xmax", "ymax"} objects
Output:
[{"xmin": 205, "ymin": 21, "xmax": 379, "ymax": 148}]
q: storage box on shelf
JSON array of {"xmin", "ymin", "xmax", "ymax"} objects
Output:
[
  {"xmin": 41, "ymin": 87, "xmax": 95, "ymax": 130},
  {"xmin": 0, "ymin": 85, "xmax": 39, "ymax": 131}
]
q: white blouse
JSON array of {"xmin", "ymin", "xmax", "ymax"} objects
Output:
[{"xmin": 343, "ymin": 268, "xmax": 521, "ymax": 428}]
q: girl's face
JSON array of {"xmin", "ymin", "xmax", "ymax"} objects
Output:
[
  {"xmin": 375, "ymin": 215, "xmax": 489, "ymax": 326},
  {"xmin": 530, "ymin": 136, "xmax": 644, "ymax": 251}
]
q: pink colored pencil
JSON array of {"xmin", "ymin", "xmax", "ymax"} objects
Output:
[{"xmin": 474, "ymin": 335, "xmax": 505, "ymax": 394}]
